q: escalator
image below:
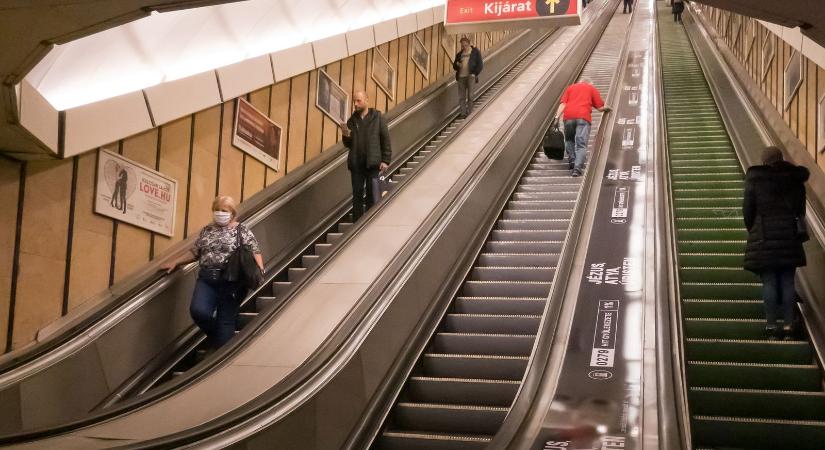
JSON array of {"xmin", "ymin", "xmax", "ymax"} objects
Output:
[
  {"xmin": 659, "ymin": 7, "xmax": 825, "ymax": 449},
  {"xmin": 110, "ymin": 44, "xmax": 536, "ymax": 403},
  {"xmin": 371, "ymin": 7, "xmax": 624, "ymax": 448}
]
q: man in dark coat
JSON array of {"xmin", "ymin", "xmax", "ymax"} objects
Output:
[
  {"xmin": 341, "ymin": 91, "xmax": 392, "ymax": 220},
  {"xmin": 453, "ymin": 37, "xmax": 483, "ymax": 118},
  {"xmin": 743, "ymin": 146, "xmax": 809, "ymax": 339},
  {"xmin": 672, "ymin": 0, "xmax": 685, "ymax": 22}
]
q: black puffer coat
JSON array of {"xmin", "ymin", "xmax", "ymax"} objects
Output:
[{"xmin": 743, "ymin": 161, "xmax": 809, "ymax": 273}]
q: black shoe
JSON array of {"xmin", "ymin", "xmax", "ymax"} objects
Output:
[
  {"xmin": 765, "ymin": 325, "xmax": 778, "ymax": 340},
  {"xmin": 571, "ymin": 170, "xmax": 581, "ymax": 177},
  {"xmin": 782, "ymin": 325, "xmax": 795, "ymax": 341},
  {"xmin": 568, "ymin": 162, "xmax": 574, "ymax": 170}
]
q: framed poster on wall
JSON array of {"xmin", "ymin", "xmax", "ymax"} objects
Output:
[
  {"xmin": 441, "ymin": 27, "xmax": 456, "ymax": 56},
  {"xmin": 95, "ymin": 149, "xmax": 178, "ymax": 236},
  {"xmin": 761, "ymin": 32, "xmax": 775, "ymax": 82},
  {"xmin": 372, "ymin": 48, "xmax": 396, "ymax": 101},
  {"xmin": 783, "ymin": 50, "xmax": 803, "ymax": 111},
  {"xmin": 731, "ymin": 15, "xmax": 742, "ymax": 48},
  {"xmin": 745, "ymin": 20, "xmax": 757, "ymax": 61},
  {"xmin": 232, "ymin": 98, "xmax": 282, "ymax": 171},
  {"xmin": 316, "ymin": 68, "xmax": 350, "ymax": 125},
  {"xmin": 410, "ymin": 33, "xmax": 430, "ymax": 79}
]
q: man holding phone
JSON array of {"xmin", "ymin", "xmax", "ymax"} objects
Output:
[
  {"xmin": 340, "ymin": 91, "xmax": 392, "ymax": 221},
  {"xmin": 452, "ymin": 37, "xmax": 483, "ymax": 118}
]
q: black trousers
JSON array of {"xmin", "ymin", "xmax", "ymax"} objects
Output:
[
  {"xmin": 623, "ymin": 0, "xmax": 633, "ymax": 13},
  {"xmin": 350, "ymin": 167, "xmax": 381, "ymax": 220}
]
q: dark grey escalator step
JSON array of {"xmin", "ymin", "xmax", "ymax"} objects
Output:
[
  {"xmin": 686, "ymin": 338, "xmax": 812, "ymax": 364},
  {"xmin": 400, "ymin": 167, "xmax": 415, "ymax": 174},
  {"xmin": 315, "ymin": 242, "xmax": 333, "ymax": 256},
  {"xmin": 393, "ymin": 402, "xmax": 507, "ymax": 435},
  {"xmin": 444, "ymin": 313, "xmax": 540, "ymax": 334},
  {"xmin": 413, "ymin": 155, "xmax": 426, "ymax": 162},
  {"xmin": 338, "ymin": 222, "xmax": 354, "ymax": 233},
  {"xmin": 477, "ymin": 253, "xmax": 559, "ymax": 266},
  {"xmin": 406, "ymin": 377, "xmax": 520, "ymax": 406},
  {"xmin": 272, "ymin": 281, "xmax": 292, "ymax": 297},
  {"xmin": 495, "ymin": 219, "xmax": 571, "ymax": 231},
  {"xmin": 431, "ymin": 333, "xmax": 534, "ymax": 356},
  {"xmin": 326, "ymin": 232, "xmax": 344, "ymax": 244},
  {"xmin": 302, "ymin": 254, "xmax": 320, "ymax": 269},
  {"xmin": 512, "ymin": 191, "xmax": 579, "ymax": 201},
  {"xmin": 682, "ymin": 299, "xmax": 763, "ymax": 319},
  {"xmin": 484, "ymin": 240, "xmax": 563, "ymax": 253},
  {"xmin": 377, "ymin": 432, "xmax": 490, "ymax": 450},
  {"xmin": 287, "ymin": 267, "xmax": 307, "ymax": 283},
  {"xmin": 237, "ymin": 312, "xmax": 258, "ymax": 328},
  {"xmin": 255, "ymin": 296, "xmax": 278, "ymax": 311},
  {"xmin": 422, "ymin": 354, "xmax": 528, "ymax": 380},
  {"xmin": 516, "ymin": 183, "xmax": 580, "ymax": 194},
  {"xmin": 689, "ymin": 387, "xmax": 825, "ymax": 421},
  {"xmin": 470, "ymin": 266, "xmax": 555, "ymax": 282},
  {"xmin": 454, "ymin": 297, "xmax": 545, "ymax": 315},
  {"xmin": 461, "ymin": 280, "xmax": 551, "ymax": 298},
  {"xmin": 692, "ymin": 415, "xmax": 825, "ymax": 450},
  {"xmin": 491, "ymin": 229, "xmax": 567, "ymax": 241},
  {"xmin": 503, "ymin": 209, "xmax": 574, "ymax": 220},
  {"xmin": 687, "ymin": 361, "xmax": 822, "ymax": 391},
  {"xmin": 394, "ymin": 174, "xmax": 407, "ymax": 181},
  {"xmin": 520, "ymin": 177, "xmax": 578, "ymax": 186}
]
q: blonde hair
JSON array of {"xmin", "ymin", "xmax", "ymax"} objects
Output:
[{"xmin": 212, "ymin": 195, "xmax": 238, "ymax": 219}]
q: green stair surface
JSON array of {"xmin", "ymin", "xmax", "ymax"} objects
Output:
[{"xmin": 659, "ymin": 4, "xmax": 825, "ymax": 449}]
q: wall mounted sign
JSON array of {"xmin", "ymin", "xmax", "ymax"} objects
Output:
[
  {"xmin": 316, "ymin": 68, "xmax": 350, "ymax": 125},
  {"xmin": 95, "ymin": 149, "xmax": 178, "ymax": 236},
  {"xmin": 372, "ymin": 48, "xmax": 396, "ymax": 100},
  {"xmin": 410, "ymin": 33, "xmax": 430, "ymax": 79},
  {"xmin": 444, "ymin": 0, "xmax": 581, "ymax": 34},
  {"xmin": 232, "ymin": 98, "xmax": 282, "ymax": 171}
]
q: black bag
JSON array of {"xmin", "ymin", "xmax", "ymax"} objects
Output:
[
  {"xmin": 795, "ymin": 215, "xmax": 810, "ymax": 242},
  {"xmin": 223, "ymin": 225, "xmax": 263, "ymax": 289},
  {"xmin": 543, "ymin": 120, "xmax": 565, "ymax": 160}
]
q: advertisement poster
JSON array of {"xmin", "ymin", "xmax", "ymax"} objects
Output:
[
  {"xmin": 410, "ymin": 33, "xmax": 430, "ymax": 79},
  {"xmin": 445, "ymin": 0, "xmax": 581, "ymax": 33},
  {"xmin": 441, "ymin": 26, "xmax": 457, "ymax": 55},
  {"xmin": 317, "ymin": 68, "xmax": 350, "ymax": 125},
  {"xmin": 232, "ymin": 98, "xmax": 282, "ymax": 171},
  {"xmin": 372, "ymin": 48, "xmax": 396, "ymax": 100},
  {"xmin": 95, "ymin": 149, "xmax": 177, "ymax": 236}
]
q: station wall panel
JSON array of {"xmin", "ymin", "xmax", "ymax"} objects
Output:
[{"xmin": 0, "ymin": 23, "xmax": 514, "ymax": 351}]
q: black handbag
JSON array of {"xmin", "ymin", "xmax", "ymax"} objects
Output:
[
  {"xmin": 223, "ymin": 225, "xmax": 263, "ymax": 289},
  {"xmin": 795, "ymin": 215, "xmax": 810, "ymax": 242},
  {"xmin": 543, "ymin": 120, "xmax": 565, "ymax": 160}
]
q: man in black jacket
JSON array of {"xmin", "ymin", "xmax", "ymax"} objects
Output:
[
  {"xmin": 743, "ymin": 146, "xmax": 809, "ymax": 339},
  {"xmin": 341, "ymin": 91, "xmax": 392, "ymax": 220},
  {"xmin": 453, "ymin": 37, "xmax": 483, "ymax": 118}
]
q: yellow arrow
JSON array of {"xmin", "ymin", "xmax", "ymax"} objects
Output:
[{"xmin": 546, "ymin": 0, "xmax": 561, "ymax": 14}]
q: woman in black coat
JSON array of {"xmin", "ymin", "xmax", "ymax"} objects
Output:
[
  {"xmin": 672, "ymin": 0, "xmax": 685, "ymax": 22},
  {"xmin": 743, "ymin": 147, "xmax": 809, "ymax": 339}
]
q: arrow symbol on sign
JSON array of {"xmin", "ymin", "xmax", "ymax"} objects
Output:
[{"xmin": 546, "ymin": 0, "xmax": 561, "ymax": 13}]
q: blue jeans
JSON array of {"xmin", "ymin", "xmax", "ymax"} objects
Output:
[
  {"xmin": 190, "ymin": 276, "xmax": 241, "ymax": 348},
  {"xmin": 564, "ymin": 119, "xmax": 591, "ymax": 173},
  {"xmin": 760, "ymin": 268, "xmax": 796, "ymax": 328}
]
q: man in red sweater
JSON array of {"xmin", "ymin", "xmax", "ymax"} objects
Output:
[{"xmin": 553, "ymin": 78, "xmax": 611, "ymax": 176}]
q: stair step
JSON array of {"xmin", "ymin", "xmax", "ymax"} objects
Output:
[
  {"xmin": 685, "ymin": 318, "xmax": 770, "ymax": 339},
  {"xmin": 237, "ymin": 312, "xmax": 258, "ymax": 328},
  {"xmin": 502, "ymin": 209, "xmax": 574, "ymax": 220},
  {"xmin": 484, "ymin": 241, "xmax": 564, "ymax": 253},
  {"xmin": 681, "ymin": 299, "xmax": 763, "ymax": 319},
  {"xmin": 680, "ymin": 282, "xmax": 761, "ymax": 300},
  {"xmin": 422, "ymin": 354, "xmax": 528, "ymax": 380},
  {"xmin": 288, "ymin": 267, "xmax": 307, "ymax": 283},
  {"xmin": 315, "ymin": 243, "xmax": 333, "ymax": 256},
  {"xmin": 689, "ymin": 387, "xmax": 825, "ymax": 421},
  {"xmin": 685, "ymin": 338, "xmax": 812, "ymax": 364},
  {"xmin": 431, "ymin": 333, "xmax": 535, "ymax": 356},
  {"xmin": 444, "ymin": 313, "xmax": 540, "ymax": 335},
  {"xmin": 406, "ymin": 377, "xmax": 520, "ymax": 407},
  {"xmin": 255, "ymin": 296, "xmax": 278, "ymax": 311},
  {"xmin": 461, "ymin": 280, "xmax": 551, "ymax": 298},
  {"xmin": 490, "ymin": 229, "xmax": 568, "ymax": 241},
  {"xmin": 376, "ymin": 431, "xmax": 490, "ymax": 450},
  {"xmin": 469, "ymin": 266, "xmax": 555, "ymax": 282},
  {"xmin": 477, "ymin": 253, "xmax": 559, "ymax": 266},
  {"xmin": 454, "ymin": 297, "xmax": 546, "ymax": 315},
  {"xmin": 678, "ymin": 253, "xmax": 744, "ymax": 267},
  {"xmin": 687, "ymin": 361, "xmax": 822, "ymax": 391},
  {"xmin": 271, "ymin": 281, "xmax": 292, "ymax": 297},
  {"xmin": 393, "ymin": 402, "xmax": 507, "ymax": 435},
  {"xmin": 326, "ymin": 232, "xmax": 344, "ymax": 244},
  {"xmin": 302, "ymin": 254, "xmax": 320, "ymax": 269},
  {"xmin": 692, "ymin": 415, "xmax": 825, "ymax": 450},
  {"xmin": 679, "ymin": 267, "xmax": 758, "ymax": 283}
]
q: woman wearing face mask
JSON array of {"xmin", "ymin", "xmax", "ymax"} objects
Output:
[{"xmin": 161, "ymin": 196, "xmax": 264, "ymax": 348}]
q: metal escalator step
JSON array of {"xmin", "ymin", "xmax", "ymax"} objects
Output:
[
  {"xmin": 675, "ymin": 217, "xmax": 743, "ymax": 229},
  {"xmin": 406, "ymin": 377, "xmax": 520, "ymax": 406},
  {"xmin": 461, "ymin": 280, "xmax": 551, "ymax": 297},
  {"xmin": 680, "ymin": 282, "xmax": 761, "ymax": 300},
  {"xmin": 422, "ymin": 354, "xmax": 528, "ymax": 380},
  {"xmin": 326, "ymin": 232, "xmax": 344, "ymax": 244},
  {"xmin": 511, "ymin": 191, "xmax": 579, "ymax": 201},
  {"xmin": 302, "ymin": 254, "xmax": 320, "ymax": 269},
  {"xmin": 674, "ymin": 197, "xmax": 741, "ymax": 208},
  {"xmin": 692, "ymin": 415, "xmax": 825, "ymax": 450},
  {"xmin": 674, "ymin": 206, "xmax": 742, "ymax": 218},
  {"xmin": 477, "ymin": 253, "xmax": 559, "ymax": 266},
  {"xmin": 672, "ymin": 181, "xmax": 744, "ymax": 191},
  {"xmin": 484, "ymin": 240, "xmax": 564, "ymax": 253},
  {"xmin": 678, "ymin": 253, "xmax": 743, "ymax": 267},
  {"xmin": 671, "ymin": 172, "xmax": 742, "ymax": 180},
  {"xmin": 682, "ymin": 299, "xmax": 763, "ymax": 319},
  {"xmin": 679, "ymin": 267, "xmax": 758, "ymax": 283},
  {"xmin": 393, "ymin": 402, "xmax": 507, "ymax": 435},
  {"xmin": 672, "ymin": 188, "xmax": 742, "ymax": 199},
  {"xmin": 685, "ymin": 318, "xmax": 768, "ymax": 339},
  {"xmin": 685, "ymin": 338, "xmax": 812, "ymax": 364},
  {"xmin": 670, "ymin": 159, "xmax": 739, "ymax": 167},
  {"xmin": 677, "ymin": 228, "xmax": 746, "ymax": 240},
  {"xmin": 315, "ymin": 242, "xmax": 333, "ymax": 256},
  {"xmin": 454, "ymin": 297, "xmax": 545, "ymax": 315},
  {"xmin": 490, "ymin": 230, "xmax": 568, "ymax": 241},
  {"xmin": 377, "ymin": 431, "xmax": 490, "ymax": 450},
  {"xmin": 338, "ymin": 222, "xmax": 354, "ymax": 233},
  {"xmin": 507, "ymin": 200, "xmax": 577, "ymax": 210},
  {"xmin": 687, "ymin": 361, "xmax": 822, "ymax": 391},
  {"xmin": 516, "ymin": 183, "xmax": 579, "ymax": 192},
  {"xmin": 502, "ymin": 209, "xmax": 574, "ymax": 220},
  {"xmin": 444, "ymin": 313, "xmax": 541, "ymax": 335},
  {"xmin": 431, "ymin": 333, "xmax": 535, "ymax": 356},
  {"xmin": 689, "ymin": 387, "xmax": 825, "ymax": 421},
  {"xmin": 287, "ymin": 267, "xmax": 307, "ymax": 283},
  {"xmin": 495, "ymin": 220, "xmax": 571, "ymax": 231},
  {"xmin": 237, "ymin": 312, "xmax": 257, "ymax": 328},
  {"xmin": 469, "ymin": 266, "xmax": 556, "ymax": 282},
  {"xmin": 272, "ymin": 281, "xmax": 292, "ymax": 297},
  {"xmin": 678, "ymin": 241, "xmax": 746, "ymax": 254},
  {"xmin": 255, "ymin": 296, "xmax": 278, "ymax": 311}
]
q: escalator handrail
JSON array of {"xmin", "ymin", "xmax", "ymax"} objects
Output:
[{"xmin": 0, "ymin": 28, "xmax": 542, "ymax": 444}]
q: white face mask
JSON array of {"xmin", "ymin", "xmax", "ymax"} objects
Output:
[{"xmin": 213, "ymin": 211, "xmax": 231, "ymax": 226}]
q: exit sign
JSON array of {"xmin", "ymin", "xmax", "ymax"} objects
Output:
[{"xmin": 445, "ymin": 0, "xmax": 581, "ymax": 33}]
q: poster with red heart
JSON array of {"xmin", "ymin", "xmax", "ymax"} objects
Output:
[{"xmin": 445, "ymin": 0, "xmax": 580, "ymax": 33}]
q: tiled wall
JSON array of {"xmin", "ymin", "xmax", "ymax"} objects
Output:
[
  {"xmin": 0, "ymin": 27, "xmax": 511, "ymax": 352},
  {"xmin": 695, "ymin": 6, "xmax": 825, "ymax": 171}
]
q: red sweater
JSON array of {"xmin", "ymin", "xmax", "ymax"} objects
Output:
[{"xmin": 560, "ymin": 82, "xmax": 604, "ymax": 123}]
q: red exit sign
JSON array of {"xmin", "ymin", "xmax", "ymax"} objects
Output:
[{"xmin": 445, "ymin": 0, "xmax": 581, "ymax": 34}]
